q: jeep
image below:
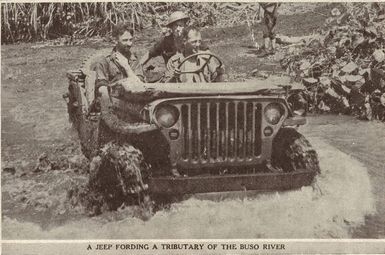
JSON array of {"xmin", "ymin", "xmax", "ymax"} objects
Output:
[{"xmin": 64, "ymin": 51, "xmax": 320, "ymax": 209}]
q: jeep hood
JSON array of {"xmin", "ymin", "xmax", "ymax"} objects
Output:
[{"xmin": 111, "ymin": 76, "xmax": 305, "ymax": 102}]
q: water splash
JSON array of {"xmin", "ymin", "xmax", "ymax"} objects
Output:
[{"xmin": 2, "ymin": 137, "xmax": 375, "ymax": 239}]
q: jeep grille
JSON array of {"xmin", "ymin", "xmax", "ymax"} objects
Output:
[{"xmin": 180, "ymin": 100, "xmax": 262, "ymax": 163}]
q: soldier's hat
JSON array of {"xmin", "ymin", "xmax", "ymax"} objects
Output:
[{"xmin": 166, "ymin": 11, "xmax": 189, "ymax": 27}]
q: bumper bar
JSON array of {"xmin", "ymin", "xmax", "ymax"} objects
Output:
[{"xmin": 149, "ymin": 170, "xmax": 317, "ymax": 195}]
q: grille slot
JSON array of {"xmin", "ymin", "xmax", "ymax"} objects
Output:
[{"xmin": 181, "ymin": 100, "xmax": 262, "ymax": 163}]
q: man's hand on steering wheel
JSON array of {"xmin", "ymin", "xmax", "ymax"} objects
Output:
[
  {"xmin": 178, "ymin": 52, "xmax": 222, "ymax": 72},
  {"xmin": 173, "ymin": 52, "xmax": 223, "ymax": 82}
]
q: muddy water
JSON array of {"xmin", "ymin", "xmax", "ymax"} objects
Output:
[
  {"xmin": 302, "ymin": 115, "xmax": 385, "ymax": 238},
  {"xmin": 2, "ymin": 115, "xmax": 384, "ymax": 239}
]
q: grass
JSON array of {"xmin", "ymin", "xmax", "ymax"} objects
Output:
[{"xmin": 1, "ymin": 2, "xmax": 261, "ymax": 44}]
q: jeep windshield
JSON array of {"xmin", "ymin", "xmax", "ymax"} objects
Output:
[{"xmin": 110, "ymin": 76, "xmax": 305, "ymax": 102}]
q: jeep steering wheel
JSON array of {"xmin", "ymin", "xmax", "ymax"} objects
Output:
[{"xmin": 174, "ymin": 52, "xmax": 223, "ymax": 82}]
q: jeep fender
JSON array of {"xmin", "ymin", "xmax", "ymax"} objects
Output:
[{"xmin": 98, "ymin": 86, "xmax": 159, "ymax": 135}]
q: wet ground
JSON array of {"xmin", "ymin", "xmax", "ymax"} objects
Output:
[{"xmin": 1, "ymin": 3, "xmax": 384, "ymax": 239}]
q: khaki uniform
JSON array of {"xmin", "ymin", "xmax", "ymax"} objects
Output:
[
  {"xmin": 148, "ymin": 35, "xmax": 208, "ymax": 65},
  {"xmin": 95, "ymin": 48, "xmax": 143, "ymax": 89},
  {"xmin": 148, "ymin": 35, "xmax": 180, "ymax": 65},
  {"xmin": 166, "ymin": 50, "xmax": 224, "ymax": 83}
]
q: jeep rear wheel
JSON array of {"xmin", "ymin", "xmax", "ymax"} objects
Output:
[
  {"xmin": 271, "ymin": 128, "xmax": 320, "ymax": 173},
  {"xmin": 78, "ymin": 117, "xmax": 101, "ymax": 159},
  {"xmin": 86, "ymin": 142, "xmax": 152, "ymax": 215}
]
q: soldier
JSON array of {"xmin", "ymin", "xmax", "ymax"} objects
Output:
[
  {"xmin": 139, "ymin": 11, "xmax": 190, "ymax": 66},
  {"xmin": 166, "ymin": 26, "xmax": 224, "ymax": 83},
  {"xmin": 259, "ymin": 3, "xmax": 281, "ymax": 56},
  {"xmin": 95, "ymin": 23, "xmax": 143, "ymax": 90}
]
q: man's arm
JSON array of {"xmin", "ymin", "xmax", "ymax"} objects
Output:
[
  {"xmin": 199, "ymin": 49, "xmax": 225, "ymax": 82},
  {"xmin": 139, "ymin": 51, "xmax": 151, "ymax": 66},
  {"xmin": 130, "ymin": 54, "xmax": 145, "ymax": 82},
  {"xmin": 139, "ymin": 38, "xmax": 165, "ymax": 66},
  {"xmin": 94, "ymin": 61, "xmax": 109, "ymax": 89}
]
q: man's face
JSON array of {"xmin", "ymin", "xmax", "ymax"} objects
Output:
[
  {"xmin": 184, "ymin": 30, "xmax": 202, "ymax": 56},
  {"xmin": 116, "ymin": 31, "xmax": 133, "ymax": 56},
  {"xmin": 170, "ymin": 20, "xmax": 187, "ymax": 37}
]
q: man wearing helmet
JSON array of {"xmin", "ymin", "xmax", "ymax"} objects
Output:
[{"xmin": 139, "ymin": 11, "xmax": 190, "ymax": 66}]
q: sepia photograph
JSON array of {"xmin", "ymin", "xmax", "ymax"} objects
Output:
[{"xmin": 1, "ymin": 1, "xmax": 385, "ymax": 253}]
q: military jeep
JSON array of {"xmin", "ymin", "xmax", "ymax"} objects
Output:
[{"xmin": 64, "ymin": 51, "xmax": 320, "ymax": 208}]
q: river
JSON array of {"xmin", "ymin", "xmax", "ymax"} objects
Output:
[{"xmin": 2, "ymin": 114, "xmax": 384, "ymax": 239}]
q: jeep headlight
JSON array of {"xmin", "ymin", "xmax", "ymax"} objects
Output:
[
  {"xmin": 155, "ymin": 105, "xmax": 179, "ymax": 128},
  {"xmin": 264, "ymin": 103, "xmax": 283, "ymax": 125}
]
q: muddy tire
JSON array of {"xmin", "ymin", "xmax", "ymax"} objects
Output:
[
  {"xmin": 86, "ymin": 142, "xmax": 151, "ymax": 213},
  {"xmin": 271, "ymin": 128, "xmax": 320, "ymax": 173}
]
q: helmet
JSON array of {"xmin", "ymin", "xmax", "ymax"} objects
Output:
[{"xmin": 165, "ymin": 11, "xmax": 189, "ymax": 27}]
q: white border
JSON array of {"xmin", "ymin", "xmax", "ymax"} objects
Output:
[{"xmin": 1, "ymin": 0, "xmax": 384, "ymax": 254}]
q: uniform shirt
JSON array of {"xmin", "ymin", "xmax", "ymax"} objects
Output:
[
  {"xmin": 148, "ymin": 35, "xmax": 179, "ymax": 64},
  {"xmin": 95, "ymin": 48, "xmax": 143, "ymax": 88},
  {"xmin": 148, "ymin": 34, "xmax": 209, "ymax": 64}
]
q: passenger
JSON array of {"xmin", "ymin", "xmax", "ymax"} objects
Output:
[
  {"xmin": 94, "ymin": 23, "xmax": 143, "ymax": 90},
  {"xmin": 139, "ymin": 11, "xmax": 190, "ymax": 66},
  {"xmin": 258, "ymin": 3, "xmax": 281, "ymax": 57},
  {"xmin": 166, "ymin": 26, "xmax": 225, "ymax": 83}
]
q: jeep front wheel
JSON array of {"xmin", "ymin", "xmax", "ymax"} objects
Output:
[
  {"xmin": 271, "ymin": 128, "xmax": 320, "ymax": 173},
  {"xmin": 87, "ymin": 142, "xmax": 152, "ymax": 215}
]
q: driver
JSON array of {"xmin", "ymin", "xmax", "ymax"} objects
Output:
[{"xmin": 166, "ymin": 26, "xmax": 225, "ymax": 83}]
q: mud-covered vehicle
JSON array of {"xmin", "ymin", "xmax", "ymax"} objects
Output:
[{"xmin": 64, "ymin": 51, "xmax": 320, "ymax": 210}]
